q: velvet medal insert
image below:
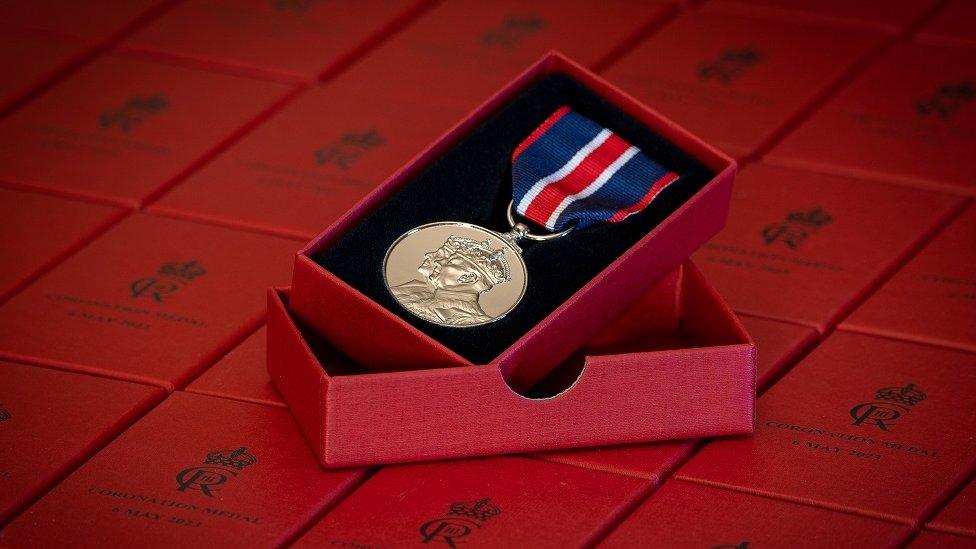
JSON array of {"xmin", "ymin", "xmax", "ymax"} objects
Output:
[{"xmin": 273, "ymin": 52, "xmax": 755, "ymax": 466}]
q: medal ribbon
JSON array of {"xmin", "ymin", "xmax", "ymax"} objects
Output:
[{"xmin": 512, "ymin": 106, "xmax": 679, "ymax": 232}]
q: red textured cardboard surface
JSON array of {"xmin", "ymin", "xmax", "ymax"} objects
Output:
[
  {"xmin": 271, "ymin": 261, "xmax": 755, "ymax": 467},
  {"xmin": 693, "ymin": 163, "xmax": 963, "ymax": 332},
  {"xmin": 151, "ymin": 79, "xmax": 456, "ymax": 239},
  {"xmin": 602, "ymin": 480, "xmax": 911, "ymax": 548},
  {"xmin": 123, "ymin": 0, "xmax": 428, "ymax": 82},
  {"xmin": 0, "ymin": 361, "xmax": 163, "ymax": 526},
  {"xmin": 0, "ymin": 214, "xmax": 299, "ymax": 391},
  {"xmin": 0, "ymin": 391, "xmax": 366, "ymax": 547},
  {"xmin": 0, "ymin": 53, "xmax": 293, "ymax": 207},
  {"xmin": 912, "ymin": 531, "xmax": 976, "ymax": 548},
  {"xmin": 290, "ymin": 52, "xmax": 738, "ymax": 387},
  {"xmin": 676, "ymin": 332, "xmax": 976, "ymax": 526},
  {"xmin": 0, "ymin": 0, "xmax": 167, "ymax": 41},
  {"xmin": 295, "ymin": 456, "xmax": 648, "ymax": 549},
  {"xmin": 704, "ymin": 0, "xmax": 936, "ymax": 33},
  {"xmin": 150, "ymin": 0, "xmax": 674, "ymax": 239},
  {"xmin": 917, "ymin": 0, "xmax": 976, "ymax": 49},
  {"xmin": 929, "ymin": 478, "xmax": 976, "ymax": 539},
  {"xmin": 767, "ymin": 43, "xmax": 976, "ymax": 196},
  {"xmin": 741, "ymin": 314, "xmax": 818, "ymax": 391},
  {"xmin": 533, "ymin": 441, "xmax": 697, "ymax": 482},
  {"xmin": 187, "ymin": 325, "xmax": 285, "ymax": 408},
  {"xmin": 0, "ymin": 27, "xmax": 91, "ymax": 114},
  {"xmin": 0, "ymin": 187, "xmax": 123, "ymax": 303},
  {"xmin": 603, "ymin": 8, "xmax": 883, "ymax": 159},
  {"xmin": 842, "ymin": 205, "xmax": 976, "ymax": 354}
]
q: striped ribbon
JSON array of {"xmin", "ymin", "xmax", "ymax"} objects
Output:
[{"xmin": 512, "ymin": 106, "xmax": 679, "ymax": 232}]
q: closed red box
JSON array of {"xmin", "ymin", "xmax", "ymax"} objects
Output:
[
  {"xmin": 703, "ymin": 0, "xmax": 937, "ymax": 34},
  {"xmin": 0, "ymin": 214, "xmax": 299, "ymax": 391},
  {"xmin": 602, "ymin": 480, "xmax": 911, "ymax": 547},
  {"xmin": 602, "ymin": 8, "xmax": 883, "ymax": 159},
  {"xmin": 123, "ymin": 0, "xmax": 429, "ymax": 82},
  {"xmin": 0, "ymin": 391, "xmax": 366, "ymax": 547},
  {"xmin": 0, "ymin": 53, "xmax": 293, "ymax": 207},
  {"xmin": 676, "ymin": 332, "xmax": 976, "ymax": 526},
  {"xmin": 270, "ymin": 261, "xmax": 754, "ymax": 467},
  {"xmin": 289, "ymin": 52, "xmax": 739, "ymax": 388},
  {"xmin": 0, "ymin": 361, "xmax": 163, "ymax": 526},
  {"xmin": 929, "ymin": 478, "xmax": 976, "ymax": 539},
  {"xmin": 917, "ymin": 0, "xmax": 976, "ymax": 50},
  {"xmin": 693, "ymin": 163, "xmax": 963, "ymax": 332},
  {"xmin": 0, "ymin": 0, "xmax": 168, "ymax": 41},
  {"xmin": 187, "ymin": 325, "xmax": 286, "ymax": 408},
  {"xmin": 532, "ymin": 314, "xmax": 815, "ymax": 478},
  {"xmin": 0, "ymin": 27, "xmax": 91, "ymax": 115},
  {"xmin": 0, "ymin": 187, "xmax": 124, "ymax": 304},
  {"xmin": 767, "ymin": 43, "xmax": 976, "ymax": 196},
  {"xmin": 294, "ymin": 456, "xmax": 648, "ymax": 549},
  {"xmin": 150, "ymin": 0, "xmax": 674, "ymax": 239},
  {"xmin": 912, "ymin": 531, "xmax": 976, "ymax": 548},
  {"xmin": 842, "ymin": 205, "xmax": 976, "ymax": 354}
]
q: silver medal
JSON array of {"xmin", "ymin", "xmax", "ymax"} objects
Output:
[{"xmin": 383, "ymin": 202, "xmax": 570, "ymax": 328}]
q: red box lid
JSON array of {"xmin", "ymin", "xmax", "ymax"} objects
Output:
[
  {"xmin": 534, "ymin": 441, "xmax": 697, "ymax": 482},
  {"xmin": 0, "ymin": 53, "xmax": 293, "ymax": 207},
  {"xmin": 602, "ymin": 480, "xmax": 911, "ymax": 547},
  {"xmin": 123, "ymin": 0, "xmax": 429, "ymax": 82},
  {"xmin": 842, "ymin": 204, "xmax": 976, "ymax": 354},
  {"xmin": 0, "ymin": 187, "xmax": 123, "ymax": 303},
  {"xmin": 929, "ymin": 478, "xmax": 976, "ymax": 539},
  {"xmin": 294, "ymin": 456, "xmax": 647, "ymax": 548},
  {"xmin": 676, "ymin": 332, "xmax": 976, "ymax": 526},
  {"xmin": 740, "ymin": 315, "xmax": 819, "ymax": 391},
  {"xmin": 693, "ymin": 163, "xmax": 963, "ymax": 332},
  {"xmin": 186, "ymin": 325, "xmax": 286, "ymax": 408},
  {"xmin": 767, "ymin": 42, "xmax": 976, "ymax": 196},
  {"xmin": 0, "ymin": 391, "xmax": 365, "ymax": 546},
  {"xmin": 602, "ymin": 7, "xmax": 883, "ymax": 159},
  {"xmin": 0, "ymin": 214, "xmax": 299, "ymax": 391},
  {"xmin": 0, "ymin": 361, "xmax": 163, "ymax": 525},
  {"xmin": 0, "ymin": 0, "xmax": 167, "ymax": 41},
  {"xmin": 917, "ymin": 0, "xmax": 976, "ymax": 49},
  {"xmin": 0, "ymin": 27, "xmax": 91, "ymax": 115},
  {"xmin": 703, "ymin": 0, "xmax": 937, "ymax": 34},
  {"xmin": 911, "ymin": 531, "xmax": 976, "ymax": 548}
]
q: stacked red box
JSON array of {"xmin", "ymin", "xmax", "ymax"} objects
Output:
[
  {"xmin": 0, "ymin": 27, "xmax": 91, "ymax": 115},
  {"xmin": 0, "ymin": 392, "xmax": 366, "ymax": 546},
  {"xmin": 693, "ymin": 163, "xmax": 964, "ymax": 332},
  {"xmin": 294, "ymin": 456, "xmax": 648, "ymax": 548},
  {"xmin": 677, "ymin": 332, "xmax": 976, "ymax": 526},
  {"xmin": 0, "ymin": 0, "xmax": 169, "ymax": 41},
  {"xmin": 917, "ymin": 0, "xmax": 976, "ymax": 49},
  {"xmin": 929, "ymin": 478, "xmax": 976, "ymax": 539},
  {"xmin": 0, "ymin": 214, "xmax": 299, "ymax": 391},
  {"xmin": 602, "ymin": 6, "xmax": 884, "ymax": 159},
  {"xmin": 0, "ymin": 187, "xmax": 124, "ymax": 303},
  {"xmin": 0, "ymin": 361, "xmax": 163, "ymax": 525},
  {"xmin": 186, "ymin": 325, "xmax": 286, "ymax": 408},
  {"xmin": 703, "ymin": 0, "xmax": 937, "ymax": 34},
  {"xmin": 602, "ymin": 480, "xmax": 911, "ymax": 547},
  {"xmin": 0, "ymin": 53, "xmax": 293, "ymax": 207},
  {"xmin": 150, "ymin": 0, "xmax": 676, "ymax": 239},
  {"xmin": 842, "ymin": 205, "xmax": 976, "ymax": 354},
  {"xmin": 767, "ymin": 42, "xmax": 976, "ymax": 196},
  {"xmin": 123, "ymin": 0, "xmax": 431, "ymax": 82}
]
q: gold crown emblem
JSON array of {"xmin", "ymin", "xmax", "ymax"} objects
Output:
[{"xmin": 443, "ymin": 236, "xmax": 511, "ymax": 286}]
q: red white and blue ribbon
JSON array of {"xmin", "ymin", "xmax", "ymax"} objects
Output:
[{"xmin": 512, "ymin": 106, "xmax": 679, "ymax": 232}]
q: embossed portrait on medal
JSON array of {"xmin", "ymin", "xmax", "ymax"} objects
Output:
[{"xmin": 384, "ymin": 222, "xmax": 527, "ymax": 327}]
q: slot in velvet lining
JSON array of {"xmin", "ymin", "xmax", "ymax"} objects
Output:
[{"xmin": 314, "ymin": 73, "xmax": 715, "ymax": 364}]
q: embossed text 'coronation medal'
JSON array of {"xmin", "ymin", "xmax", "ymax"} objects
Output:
[{"xmin": 384, "ymin": 106, "xmax": 679, "ymax": 328}]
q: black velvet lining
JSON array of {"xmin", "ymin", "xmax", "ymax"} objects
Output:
[{"xmin": 314, "ymin": 73, "xmax": 715, "ymax": 364}]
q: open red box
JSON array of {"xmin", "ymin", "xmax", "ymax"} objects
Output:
[
  {"xmin": 288, "ymin": 52, "xmax": 739, "ymax": 392},
  {"xmin": 269, "ymin": 259, "xmax": 754, "ymax": 467}
]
